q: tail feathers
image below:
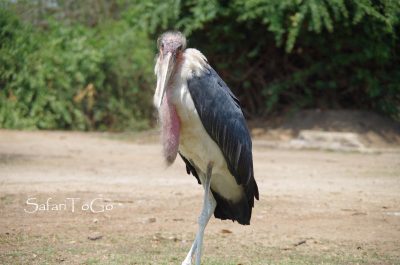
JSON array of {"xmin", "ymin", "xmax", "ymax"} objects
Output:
[
  {"xmin": 211, "ymin": 189, "xmax": 252, "ymax": 225},
  {"xmin": 179, "ymin": 153, "xmax": 258, "ymax": 225}
]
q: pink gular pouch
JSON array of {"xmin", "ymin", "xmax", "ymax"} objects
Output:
[{"xmin": 160, "ymin": 89, "xmax": 180, "ymax": 165}]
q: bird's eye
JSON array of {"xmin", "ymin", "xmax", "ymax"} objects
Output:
[
  {"xmin": 161, "ymin": 43, "xmax": 164, "ymax": 49},
  {"xmin": 177, "ymin": 44, "xmax": 182, "ymax": 50}
]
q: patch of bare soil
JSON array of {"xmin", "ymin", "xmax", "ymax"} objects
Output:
[
  {"xmin": 250, "ymin": 110, "xmax": 400, "ymax": 148},
  {"xmin": 0, "ymin": 124, "xmax": 399, "ymax": 264}
]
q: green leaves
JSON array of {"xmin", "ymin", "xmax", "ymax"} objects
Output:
[
  {"xmin": 232, "ymin": 0, "xmax": 399, "ymax": 52},
  {"xmin": 0, "ymin": 12, "xmax": 154, "ymax": 130},
  {"xmin": 122, "ymin": 0, "xmax": 181, "ymax": 34}
]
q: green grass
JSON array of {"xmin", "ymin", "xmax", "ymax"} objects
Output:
[{"xmin": 1, "ymin": 232, "xmax": 399, "ymax": 265}]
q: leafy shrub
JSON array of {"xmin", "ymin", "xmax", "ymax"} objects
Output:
[
  {"xmin": 0, "ymin": 9, "xmax": 154, "ymax": 130},
  {"xmin": 92, "ymin": 21, "xmax": 154, "ymax": 130}
]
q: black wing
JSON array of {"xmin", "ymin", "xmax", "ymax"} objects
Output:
[
  {"xmin": 186, "ymin": 66, "xmax": 259, "ymax": 206},
  {"xmin": 179, "ymin": 152, "xmax": 201, "ymax": 184}
]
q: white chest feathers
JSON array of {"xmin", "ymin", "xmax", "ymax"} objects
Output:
[{"xmin": 168, "ymin": 49, "xmax": 243, "ymax": 202}]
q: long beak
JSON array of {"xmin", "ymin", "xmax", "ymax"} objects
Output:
[{"xmin": 156, "ymin": 52, "xmax": 173, "ymax": 108}]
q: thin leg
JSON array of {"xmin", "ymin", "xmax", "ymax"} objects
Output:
[
  {"xmin": 182, "ymin": 238, "xmax": 197, "ymax": 265},
  {"xmin": 181, "ymin": 162, "xmax": 216, "ymax": 265},
  {"xmin": 195, "ymin": 162, "xmax": 216, "ymax": 265}
]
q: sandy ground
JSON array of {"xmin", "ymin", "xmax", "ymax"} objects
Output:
[{"xmin": 0, "ymin": 129, "xmax": 399, "ymax": 265}]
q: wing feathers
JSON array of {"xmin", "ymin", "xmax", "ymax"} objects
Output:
[{"xmin": 186, "ymin": 66, "xmax": 259, "ymax": 202}]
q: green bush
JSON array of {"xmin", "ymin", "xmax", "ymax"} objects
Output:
[
  {"xmin": 0, "ymin": 9, "xmax": 154, "ymax": 130},
  {"xmin": 88, "ymin": 21, "xmax": 154, "ymax": 131}
]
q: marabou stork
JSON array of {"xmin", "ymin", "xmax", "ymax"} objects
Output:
[{"xmin": 154, "ymin": 31, "xmax": 259, "ymax": 265}]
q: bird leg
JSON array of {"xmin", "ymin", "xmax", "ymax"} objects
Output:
[
  {"xmin": 195, "ymin": 162, "xmax": 216, "ymax": 265},
  {"xmin": 182, "ymin": 162, "xmax": 216, "ymax": 265}
]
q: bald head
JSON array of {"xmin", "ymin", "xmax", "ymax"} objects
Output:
[
  {"xmin": 157, "ymin": 31, "xmax": 187, "ymax": 56},
  {"xmin": 154, "ymin": 31, "xmax": 187, "ymax": 109}
]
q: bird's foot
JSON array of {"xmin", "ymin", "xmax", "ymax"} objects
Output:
[
  {"xmin": 181, "ymin": 249, "xmax": 200, "ymax": 265},
  {"xmin": 181, "ymin": 259, "xmax": 192, "ymax": 265},
  {"xmin": 182, "ymin": 238, "xmax": 197, "ymax": 265},
  {"xmin": 182, "ymin": 256, "xmax": 192, "ymax": 265}
]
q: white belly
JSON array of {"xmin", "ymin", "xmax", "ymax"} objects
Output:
[{"xmin": 171, "ymin": 82, "xmax": 243, "ymax": 202}]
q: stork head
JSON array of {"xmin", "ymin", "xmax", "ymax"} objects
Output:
[{"xmin": 155, "ymin": 31, "xmax": 186, "ymax": 108}]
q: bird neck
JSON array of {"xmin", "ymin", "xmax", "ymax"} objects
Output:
[{"xmin": 181, "ymin": 48, "xmax": 209, "ymax": 79}]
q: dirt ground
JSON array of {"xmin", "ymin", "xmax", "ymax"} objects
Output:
[{"xmin": 0, "ymin": 127, "xmax": 399, "ymax": 265}]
